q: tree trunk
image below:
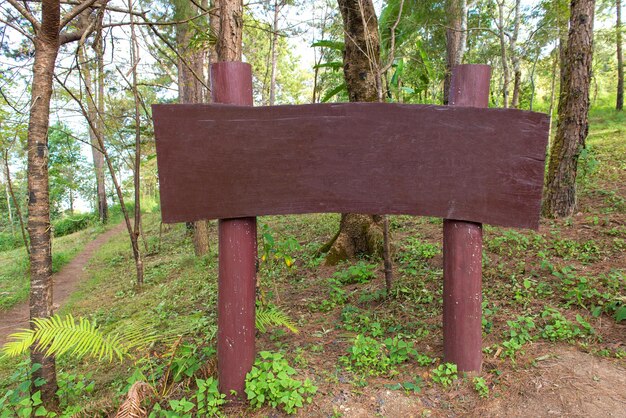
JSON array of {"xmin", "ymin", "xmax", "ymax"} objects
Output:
[
  {"xmin": 496, "ymin": 0, "xmax": 510, "ymax": 108},
  {"xmin": 175, "ymin": 0, "xmax": 211, "ymax": 256},
  {"xmin": 617, "ymin": 0, "xmax": 624, "ymax": 110},
  {"xmin": 4, "ymin": 151, "xmax": 28, "ymax": 252},
  {"xmin": 510, "ymin": 0, "xmax": 522, "ymax": 108},
  {"xmin": 325, "ymin": 0, "xmax": 384, "ymax": 265},
  {"xmin": 543, "ymin": 0, "xmax": 595, "ymax": 218},
  {"xmin": 129, "ymin": 0, "xmax": 144, "ymax": 285},
  {"xmin": 269, "ymin": 0, "xmax": 281, "ymax": 105},
  {"xmin": 444, "ymin": 0, "xmax": 465, "ymax": 104},
  {"xmin": 78, "ymin": 45, "xmax": 107, "ymax": 223},
  {"xmin": 27, "ymin": 0, "xmax": 61, "ymax": 410},
  {"xmin": 3, "ymin": 158, "xmax": 15, "ymax": 236},
  {"xmin": 217, "ymin": 0, "xmax": 243, "ymax": 61},
  {"xmin": 95, "ymin": 32, "xmax": 108, "ymax": 222}
]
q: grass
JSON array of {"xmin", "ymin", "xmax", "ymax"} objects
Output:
[
  {"xmin": 0, "ymin": 107, "xmax": 624, "ymax": 416},
  {"xmin": 0, "ymin": 223, "xmax": 107, "ymax": 311}
]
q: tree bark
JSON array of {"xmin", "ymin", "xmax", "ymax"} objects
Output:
[
  {"xmin": 3, "ymin": 151, "xmax": 28, "ymax": 252},
  {"xmin": 325, "ymin": 0, "xmax": 384, "ymax": 265},
  {"xmin": 496, "ymin": 0, "xmax": 510, "ymax": 108},
  {"xmin": 269, "ymin": 0, "xmax": 282, "ymax": 105},
  {"xmin": 175, "ymin": 0, "xmax": 211, "ymax": 256},
  {"xmin": 77, "ymin": 45, "xmax": 107, "ymax": 223},
  {"xmin": 510, "ymin": 0, "xmax": 522, "ymax": 108},
  {"xmin": 444, "ymin": 0, "xmax": 465, "ymax": 104},
  {"xmin": 128, "ymin": 0, "xmax": 144, "ymax": 285},
  {"xmin": 3, "ymin": 172, "xmax": 14, "ymax": 236},
  {"xmin": 26, "ymin": 0, "xmax": 61, "ymax": 410},
  {"xmin": 617, "ymin": 0, "xmax": 624, "ymax": 111},
  {"xmin": 217, "ymin": 0, "xmax": 243, "ymax": 61},
  {"xmin": 543, "ymin": 0, "xmax": 595, "ymax": 218},
  {"xmin": 95, "ymin": 30, "xmax": 108, "ymax": 222}
]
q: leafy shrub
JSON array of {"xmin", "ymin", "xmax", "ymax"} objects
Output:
[
  {"xmin": 0, "ymin": 361, "xmax": 95, "ymax": 417},
  {"xmin": 384, "ymin": 336, "xmax": 418, "ymax": 365},
  {"xmin": 245, "ymin": 351, "xmax": 317, "ymax": 414},
  {"xmin": 52, "ymin": 213, "xmax": 96, "ymax": 237},
  {"xmin": 0, "ymin": 232, "xmax": 25, "ymax": 251},
  {"xmin": 341, "ymin": 334, "xmax": 392, "ymax": 376}
]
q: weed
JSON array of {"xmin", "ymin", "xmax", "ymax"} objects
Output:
[
  {"xmin": 333, "ymin": 261, "xmax": 376, "ymax": 284},
  {"xmin": 501, "ymin": 316, "xmax": 536, "ymax": 359},
  {"xmin": 385, "ymin": 335, "xmax": 418, "ymax": 365},
  {"xmin": 196, "ymin": 377, "xmax": 226, "ymax": 417},
  {"xmin": 430, "ymin": 363, "xmax": 457, "ymax": 388},
  {"xmin": 473, "ymin": 376, "xmax": 489, "ymax": 398},
  {"xmin": 341, "ymin": 334, "xmax": 392, "ymax": 376},
  {"xmin": 540, "ymin": 308, "xmax": 595, "ymax": 342},
  {"xmin": 245, "ymin": 351, "xmax": 317, "ymax": 414}
]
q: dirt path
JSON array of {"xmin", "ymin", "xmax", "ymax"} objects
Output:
[{"xmin": 0, "ymin": 223, "xmax": 126, "ymax": 346}]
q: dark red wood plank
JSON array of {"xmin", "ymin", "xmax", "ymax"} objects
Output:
[{"xmin": 152, "ymin": 102, "xmax": 549, "ymax": 229}]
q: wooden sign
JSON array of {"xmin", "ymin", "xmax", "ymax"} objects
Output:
[{"xmin": 152, "ymin": 102, "xmax": 549, "ymax": 229}]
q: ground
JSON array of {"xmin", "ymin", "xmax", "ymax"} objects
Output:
[{"xmin": 0, "ymin": 108, "xmax": 624, "ymax": 416}]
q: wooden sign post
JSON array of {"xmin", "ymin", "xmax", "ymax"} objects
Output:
[
  {"xmin": 211, "ymin": 62, "xmax": 257, "ymax": 399},
  {"xmin": 152, "ymin": 64, "xmax": 549, "ymax": 397},
  {"xmin": 444, "ymin": 65, "xmax": 490, "ymax": 372}
]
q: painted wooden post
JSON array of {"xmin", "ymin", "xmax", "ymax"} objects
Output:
[
  {"xmin": 443, "ymin": 64, "xmax": 491, "ymax": 373},
  {"xmin": 211, "ymin": 62, "xmax": 257, "ymax": 399}
]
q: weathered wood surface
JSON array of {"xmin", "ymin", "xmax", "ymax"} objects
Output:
[{"xmin": 152, "ymin": 102, "xmax": 549, "ymax": 229}]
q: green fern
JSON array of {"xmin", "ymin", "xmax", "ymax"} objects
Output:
[
  {"xmin": 1, "ymin": 314, "xmax": 154, "ymax": 362},
  {"xmin": 256, "ymin": 305, "xmax": 299, "ymax": 334}
]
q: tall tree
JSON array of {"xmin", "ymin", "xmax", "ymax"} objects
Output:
[
  {"xmin": 174, "ymin": 0, "xmax": 210, "ymax": 256},
  {"xmin": 444, "ymin": 0, "xmax": 466, "ymax": 104},
  {"xmin": 543, "ymin": 0, "xmax": 596, "ymax": 217},
  {"xmin": 510, "ymin": 0, "xmax": 522, "ymax": 108},
  {"xmin": 324, "ymin": 0, "xmax": 384, "ymax": 264},
  {"xmin": 617, "ymin": 0, "xmax": 624, "ymax": 110},
  {"xmin": 5, "ymin": 0, "xmax": 109, "ymax": 409}
]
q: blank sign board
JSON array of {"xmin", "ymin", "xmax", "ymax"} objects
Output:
[{"xmin": 152, "ymin": 102, "xmax": 549, "ymax": 229}]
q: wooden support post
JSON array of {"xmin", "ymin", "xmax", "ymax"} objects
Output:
[
  {"xmin": 211, "ymin": 62, "xmax": 256, "ymax": 399},
  {"xmin": 443, "ymin": 64, "xmax": 491, "ymax": 373}
]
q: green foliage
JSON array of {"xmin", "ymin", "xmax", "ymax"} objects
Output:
[
  {"xmin": 196, "ymin": 378, "xmax": 226, "ymax": 417},
  {"xmin": 397, "ymin": 237, "xmax": 440, "ymax": 275},
  {"xmin": 245, "ymin": 351, "xmax": 317, "ymax": 414},
  {"xmin": 430, "ymin": 363, "xmax": 457, "ymax": 388},
  {"xmin": 341, "ymin": 334, "xmax": 392, "ymax": 376},
  {"xmin": 52, "ymin": 213, "xmax": 96, "ymax": 237},
  {"xmin": 385, "ymin": 377, "xmax": 424, "ymax": 394},
  {"xmin": 540, "ymin": 308, "xmax": 595, "ymax": 342},
  {"xmin": 256, "ymin": 304, "xmax": 299, "ymax": 334},
  {"xmin": 473, "ymin": 377, "xmax": 489, "ymax": 398},
  {"xmin": 501, "ymin": 316, "xmax": 536, "ymax": 359},
  {"xmin": 0, "ymin": 361, "xmax": 94, "ymax": 417},
  {"xmin": 1, "ymin": 314, "xmax": 151, "ymax": 361},
  {"xmin": 309, "ymin": 278, "xmax": 348, "ymax": 312},
  {"xmin": 333, "ymin": 261, "xmax": 376, "ymax": 284},
  {"xmin": 260, "ymin": 223, "xmax": 301, "ymax": 269},
  {"xmin": 0, "ymin": 232, "xmax": 25, "ymax": 251},
  {"xmin": 384, "ymin": 335, "xmax": 418, "ymax": 365}
]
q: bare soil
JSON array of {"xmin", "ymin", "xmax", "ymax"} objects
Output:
[{"xmin": 0, "ymin": 223, "xmax": 126, "ymax": 345}]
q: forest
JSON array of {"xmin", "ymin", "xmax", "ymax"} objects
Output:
[{"xmin": 0, "ymin": 0, "xmax": 624, "ymax": 416}]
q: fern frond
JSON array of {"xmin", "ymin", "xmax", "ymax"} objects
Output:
[
  {"xmin": 115, "ymin": 381, "xmax": 155, "ymax": 418},
  {"xmin": 1, "ymin": 314, "xmax": 127, "ymax": 362},
  {"xmin": 256, "ymin": 306, "xmax": 299, "ymax": 334}
]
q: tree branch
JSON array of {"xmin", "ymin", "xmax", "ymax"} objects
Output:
[
  {"xmin": 6, "ymin": 0, "xmax": 40, "ymax": 31},
  {"xmin": 60, "ymin": 0, "xmax": 98, "ymax": 29}
]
